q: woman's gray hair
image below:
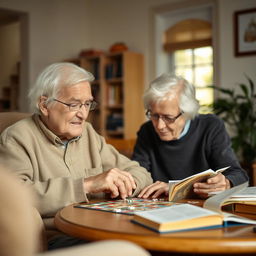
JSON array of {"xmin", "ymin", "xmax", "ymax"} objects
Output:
[
  {"xmin": 143, "ymin": 73, "xmax": 200, "ymax": 119},
  {"xmin": 28, "ymin": 62, "xmax": 95, "ymax": 114}
]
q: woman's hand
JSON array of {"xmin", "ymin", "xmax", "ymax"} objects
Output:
[
  {"xmin": 138, "ymin": 181, "xmax": 168, "ymax": 199},
  {"xmin": 193, "ymin": 173, "xmax": 231, "ymax": 198}
]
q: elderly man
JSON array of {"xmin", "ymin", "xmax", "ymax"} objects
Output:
[
  {"xmin": 132, "ymin": 73, "xmax": 248, "ymax": 198},
  {"xmin": 0, "ymin": 166, "xmax": 150, "ymax": 256},
  {"xmin": 0, "ymin": 62, "xmax": 152, "ymax": 249}
]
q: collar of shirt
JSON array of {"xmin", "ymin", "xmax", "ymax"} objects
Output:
[
  {"xmin": 33, "ymin": 114, "xmax": 81, "ymax": 146},
  {"xmin": 60, "ymin": 136, "xmax": 81, "ymax": 148},
  {"xmin": 178, "ymin": 119, "xmax": 191, "ymax": 139}
]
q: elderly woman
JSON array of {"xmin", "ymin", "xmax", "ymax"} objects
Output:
[
  {"xmin": 132, "ymin": 73, "xmax": 248, "ymax": 198},
  {"xmin": 0, "ymin": 62, "xmax": 152, "ymax": 249}
]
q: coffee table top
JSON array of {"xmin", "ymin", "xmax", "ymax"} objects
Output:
[{"xmin": 55, "ymin": 200, "xmax": 256, "ymax": 254}]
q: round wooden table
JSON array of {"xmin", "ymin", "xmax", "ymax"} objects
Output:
[{"xmin": 55, "ymin": 203, "xmax": 256, "ymax": 254}]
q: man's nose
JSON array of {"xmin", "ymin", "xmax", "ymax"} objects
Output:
[
  {"xmin": 156, "ymin": 117, "xmax": 166, "ymax": 129},
  {"xmin": 76, "ymin": 106, "xmax": 88, "ymax": 119}
]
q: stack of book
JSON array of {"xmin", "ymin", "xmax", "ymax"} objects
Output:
[
  {"xmin": 132, "ymin": 168, "xmax": 256, "ymax": 233},
  {"xmin": 105, "ymin": 60, "xmax": 122, "ymax": 79},
  {"xmin": 106, "ymin": 113, "xmax": 123, "ymax": 132},
  {"xmin": 223, "ymin": 187, "xmax": 256, "ymax": 220},
  {"xmin": 107, "ymin": 85, "xmax": 123, "ymax": 106}
]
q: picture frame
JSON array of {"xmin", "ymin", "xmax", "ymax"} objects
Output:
[{"xmin": 234, "ymin": 8, "xmax": 256, "ymax": 57}]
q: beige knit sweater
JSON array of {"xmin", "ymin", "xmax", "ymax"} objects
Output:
[{"xmin": 0, "ymin": 114, "xmax": 152, "ymax": 232}]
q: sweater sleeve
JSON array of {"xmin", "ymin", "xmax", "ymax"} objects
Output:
[
  {"xmin": 206, "ymin": 117, "xmax": 248, "ymax": 186},
  {"xmin": 0, "ymin": 134, "xmax": 86, "ymax": 217},
  {"xmin": 131, "ymin": 123, "xmax": 152, "ymax": 171},
  {"xmin": 97, "ymin": 135, "xmax": 153, "ymax": 196}
]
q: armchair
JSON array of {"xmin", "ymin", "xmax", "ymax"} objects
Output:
[
  {"xmin": 0, "ymin": 112, "xmax": 31, "ymax": 133},
  {"xmin": 106, "ymin": 138, "xmax": 136, "ymax": 158}
]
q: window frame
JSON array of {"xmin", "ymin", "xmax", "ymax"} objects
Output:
[{"xmin": 169, "ymin": 46, "xmax": 214, "ymax": 108}]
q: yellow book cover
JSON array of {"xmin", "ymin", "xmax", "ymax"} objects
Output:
[
  {"xmin": 133, "ymin": 182, "xmax": 256, "ymax": 233},
  {"xmin": 168, "ymin": 167, "xmax": 229, "ymax": 202}
]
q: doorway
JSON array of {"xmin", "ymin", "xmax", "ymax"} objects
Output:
[{"xmin": 0, "ymin": 8, "xmax": 28, "ymax": 112}]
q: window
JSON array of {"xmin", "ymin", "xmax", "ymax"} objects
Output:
[
  {"xmin": 163, "ymin": 18, "xmax": 213, "ymax": 110},
  {"xmin": 170, "ymin": 46, "xmax": 213, "ymax": 108}
]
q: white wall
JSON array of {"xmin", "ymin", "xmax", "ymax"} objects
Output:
[
  {"xmin": 0, "ymin": 0, "xmax": 255, "ymax": 110},
  {"xmin": 154, "ymin": 4, "xmax": 213, "ymax": 76},
  {"xmin": 86, "ymin": 0, "xmax": 178, "ymax": 86},
  {"xmin": 0, "ymin": 0, "xmax": 91, "ymax": 111},
  {"xmin": 218, "ymin": 0, "xmax": 256, "ymax": 89},
  {"xmin": 88, "ymin": 0, "xmax": 256, "ymax": 89}
]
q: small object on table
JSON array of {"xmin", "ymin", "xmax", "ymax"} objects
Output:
[
  {"xmin": 124, "ymin": 198, "xmax": 134, "ymax": 204},
  {"xmin": 113, "ymin": 208, "xmax": 122, "ymax": 213}
]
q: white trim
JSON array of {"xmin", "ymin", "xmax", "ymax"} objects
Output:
[{"xmin": 149, "ymin": 0, "xmax": 218, "ymax": 88}]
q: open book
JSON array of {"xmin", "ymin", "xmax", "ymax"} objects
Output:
[
  {"xmin": 132, "ymin": 182, "xmax": 256, "ymax": 233},
  {"xmin": 168, "ymin": 166, "xmax": 229, "ymax": 202},
  {"xmin": 223, "ymin": 186, "xmax": 256, "ymax": 206},
  {"xmin": 222, "ymin": 186, "xmax": 256, "ymax": 218}
]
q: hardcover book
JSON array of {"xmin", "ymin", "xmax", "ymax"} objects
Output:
[
  {"xmin": 168, "ymin": 166, "xmax": 230, "ymax": 202},
  {"xmin": 223, "ymin": 186, "xmax": 256, "ymax": 206},
  {"xmin": 132, "ymin": 182, "xmax": 256, "ymax": 233}
]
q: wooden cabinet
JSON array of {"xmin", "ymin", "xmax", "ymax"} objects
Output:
[
  {"xmin": 80, "ymin": 51, "xmax": 145, "ymax": 139},
  {"xmin": 252, "ymin": 163, "xmax": 256, "ymax": 186}
]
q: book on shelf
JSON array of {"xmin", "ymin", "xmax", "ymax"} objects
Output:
[
  {"xmin": 168, "ymin": 166, "xmax": 230, "ymax": 202},
  {"xmin": 132, "ymin": 182, "xmax": 256, "ymax": 233},
  {"xmin": 107, "ymin": 85, "xmax": 123, "ymax": 105},
  {"xmin": 92, "ymin": 60, "xmax": 100, "ymax": 80},
  {"xmin": 106, "ymin": 113, "xmax": 123, "ymax": 131},
  {"xmin": 105, "ymin": 60, "xmax": 123, "ymax": 79}
]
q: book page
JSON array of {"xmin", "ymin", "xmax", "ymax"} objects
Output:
[
  {"xmin": 178, "ymin": 166, "xmax": 230, "ymax": 183},
  {"xmin": 203, "ymin": 182, "xmax": 249, "ymax": 213},
  {"xmin": 222, "ymin": 187, "xmax": 256, "ymax": 205},
  {"xmin": 215, "ymin": 166, "xmax": 231, "ymax": 174},
  {"xmin": 134, "ymin": 204, "xmax": 218, "ymax": 224},
  {"xmin": 169, "ymin": 167, "xmax": 230, "ymax": 202},
  {"xmin": 222, "ymin": 211, "xmax": 256, "ymax": 225},
  {"xmin": 229, "ymin": 187, "xmax": 256, "ymax": 198},
  {"xmin": 224, "ymin": 198, "xmax": 256, "ymax": 204},
  {"xmin": 168, "ymin": 180, "xmax": 181, "ymax": 196},
  {"xmin": 169, "ymin": 170, "xmax": 215, "ymax": 201}
]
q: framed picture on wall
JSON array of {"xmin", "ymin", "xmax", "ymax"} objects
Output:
[{"xmin": 234, "ymin": 8, "xmax": 256, "ymax": 56}]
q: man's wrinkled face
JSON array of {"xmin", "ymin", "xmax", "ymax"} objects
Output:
[
  {"xmin": 150, "ymin": 95, "xmax": 186, "ymax": 141},
  {"xmin": 40, "ymin": 81, "xmax": 93, "ymax": 140}
]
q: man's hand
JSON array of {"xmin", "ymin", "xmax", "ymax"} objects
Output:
[
  {"xmin": 138, "ymin": 181, "xmax": 168, "ymax": 199},
  {"xmin": 83, "ymin": 168, "xmax": 136, "ymax": 199},
  {"xmin": 193, "ymin": 173, "xmax": 231, "ymax": 198}
]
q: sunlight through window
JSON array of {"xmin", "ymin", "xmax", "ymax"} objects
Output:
[{"xmin": 171, "ymin": 46, "xmax": 213, "ymax": 112}]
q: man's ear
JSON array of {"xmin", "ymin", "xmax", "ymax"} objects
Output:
[{"xmin": 38, "ymin": 96, "xmax": 49, "ymax": 116}]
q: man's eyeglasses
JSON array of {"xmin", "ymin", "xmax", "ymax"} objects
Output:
[
  {"xmin": 146, "ymin": 110, "xmax": 183, "ymax": 124},
  {"xmin": 53, "ymin": 99, "xmax": 98, "ymax": 112}
]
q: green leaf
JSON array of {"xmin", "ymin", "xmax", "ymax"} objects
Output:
[
  {"xmin": 245, "ymin": 74, "xmax": 255, "ymax": 96},
  {"xmin": 211, "ymin": 75, "xmax": 256, "ymax": 164},
  {"xmin": 208, "ymin": 85, "xmax": 234, "ymax": 96},
  {"xmin": 239, "ymin": 84, "xmax": 249, "ymax": 98}
]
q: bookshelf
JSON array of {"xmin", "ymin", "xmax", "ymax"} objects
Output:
[{"xmin": 80, "ymin": 51, "xmax": 145, "ymax": 139}]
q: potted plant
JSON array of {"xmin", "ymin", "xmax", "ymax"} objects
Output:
[{"xmin": 208, "ymin": 76, "xmax": 256, "ymax": 179}]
